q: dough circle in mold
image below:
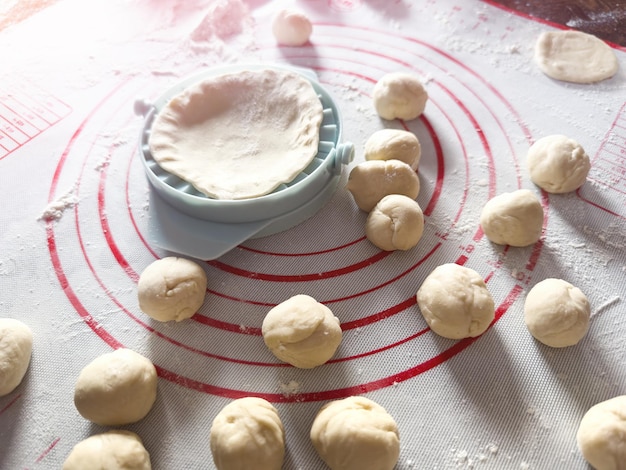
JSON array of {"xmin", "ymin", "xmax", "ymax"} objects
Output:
[{"xmin": 149, "ymin": 69, "xmax": 324, "ymax": 200}]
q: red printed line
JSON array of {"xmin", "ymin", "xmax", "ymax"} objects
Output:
[
  {"xmin": 207, "ymin": 250, "xmax": 391, "ymax": 282},
  {"xmin": 0, "ymin": 393, "xmax": 21, "ymax": 416},
  {"xmin": 341, "ymin": 296, "xmax": 416, "ymax": 330},
  {"xmin": 34, "ymin": 437, "xmax": 61, "ymax": 465},
  {"xmin": 330, "ymin": 326, "xmax": 430, "ymax": 363}
]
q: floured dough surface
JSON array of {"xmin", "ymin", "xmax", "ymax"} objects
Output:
[
  {"xmin": 417, "ymin": 263, "xmax": 495, "ymax": 339},
  {"xmin": 310, "ymin": 396, "xmax": 400, "ymax": 470},
  {"xmin": 149, "ymin": 69, "xmax": 323, "ymax": 200},
  {"xmin": 0, "ymin": 318, "xmax": 33, "ymax": 397},
  {"xmin": 63, "ymin": 431, "xmax": 151, "ymax": 470},
  {"xmin": 366, "ymin": 194, "xmax": 424, "ymax": 251},
  {"xmin": 138, "ymin": 257, "xmax": 207, "ymax": 322},
  {"xmin": 577, "ymin": 396, "xmax": 626, "ymax": 470},
  {"xmin": 524, "ymin": 278, "xmax": 590, "ymax": 348},
  {"xmin": 480, "ymin": 189, "xmax": 544, "ymax": 247},
  {"xmin": 210, "ymin": 397, "xmax": 285, "ymax": 470},
  {"xmin": 527, "ymin": 134, "xmax": 590, "ymax": 194},
  {"xmin": 534, "ymin": 30, "xmax": 618, "ymax": 83},
  {"xmin": 74, "ymin": 348, "xmax": 158, "ymax": 426},
  {"xmin": 262, "ymin": 294, "xmax": 342, "ymax": 369}
]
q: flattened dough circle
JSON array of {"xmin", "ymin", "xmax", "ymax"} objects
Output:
[
  {"xmin": 149, "ymin": 69, "xmax": 324, "ymax": 200},
  {"xmin": 534, "ymin": 30, "xmax": 618, "ymax": 84}
]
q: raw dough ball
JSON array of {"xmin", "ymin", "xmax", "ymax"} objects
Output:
[
  {"xmin": 372, "ymin": 72, "xmax": 428, "ymax": 121},
  {"xmin": 138, "ymin": 256, "xmax": 207, "ymax": 322},
  {"xmin": 346, "ymin": 159, "xmax": 420, "ymax": 212},
  {"xmin": 310, "ymin": 396, "xmax": 400, "ymax": 470},
  {"xmin": 210, "ymin": 397, "xmax": 285, "ymax": 470},
  {"xmin": 527, "ymin": 135, "xmax": 591, "ymax": 194},
  {"xmin": 479, "ymin": 189, "xmax": 544, "ymax": 247},
  {"xmin": 417, "ymin": 263, "xmax": 495, "ymax": 339},
  {"xmin": 272, "ymin": 9, "xmax": 312, "ymax": 46},
  {"xmin": 63, "ymin": 430, "xmax": 151, "ymax": 470},
  {"xmin": 534, "ymin": 30, "xmax": 618, "ymax": 83},
  {"xmin": 366, "ymin": 194, "xmax": 424, "ymax": 251},
  {"xmin": 524, "ymin": 278, "xmax": 590, "ymax": 348},
  {"xmin": 262, "ymin": 294, "xmax": 342, "ymax": 369},
  {"xmin": 149, "ymin": 69, "xmax": 323, "ymax": 200},
  {"xmin": 577, "ymin": 396, "xmax": 626, "ymax": 470},
  {"xmin": 365, "ymin": 129, "xmax": 422, "ymax": 170},
  {"xmin": 74, "ymin": 348, "xmax": 158, "ymax": 426},
  {"xmin": 0, "ymin": 318, "xmax": 33, "ymax": 397}
]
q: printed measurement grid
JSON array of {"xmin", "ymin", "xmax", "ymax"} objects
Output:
[
  {"xmin": 580, "ymin": 102, "xmax": 626, "ymax": 219},
  {"xmin": 0, "ymin": 81, "xmax": 71, "ymax": 160}
]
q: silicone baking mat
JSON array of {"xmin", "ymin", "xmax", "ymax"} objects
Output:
[{"xmin": 0, "ymin": 0, "xmax": 625, "ymax": 468}]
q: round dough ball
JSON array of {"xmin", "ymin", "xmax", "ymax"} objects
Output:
[
  {"xmin": 74, "ymin": 348, "xmax": 158, "ymax": 426},
  {"xmin": 534, "ymin": 30, "xmax": 618, "ymax": 83},
  {"xmin": 346, "ymin": 159, "xmax": 420, "ymax": 212},
  {"xmin": 310, "ymin": 396, "xmax": 400, "ymax": 470},
  {"xmin": 63, "ymin": 430, "xmax": 151, "ymax": 470},
  {"xmin": 372, "ymin": 72, "xmax": 428, "ymax": 121},
  {"xmin": 138, "ymin": 256, "xmax": 207, "ymax": 322},
  {"xmin": 479, "ymin": 189, "xmax": 544, "ymax": 247},
  {"xmin": 271, "ymin": 9, "xmax": 312, "ymax": 46},
  {"xmin": 210, "ymin": 397, "xmax": 285, "ymax": 470},
  {"xmin": 366, "ymin": 194, "xmax": 424, "ymax": 251},
  {"xmin": 524, "ymin": 278, "xmax": 590, "ymax": 348},
  {"xmin": 527, "ymin": 135, "xmax": 591, "ymax": 194},
  {"xmin": 417, "ymin": 263, "xmax": 495, "ymax": 339},
  {"xmin": 0, "ymin": 318, "xmax": 33, "ymax": 397},
  {"xmin": 262, "ymin": 294, "xmax": 342, "ymax": 369},
  {"xmin": 365, "ymin": 129, "xmax": 422, "ymax": 170},
  {"xmin": 577, "ymin": 396, "xmax": 626, "ymax": 470}
]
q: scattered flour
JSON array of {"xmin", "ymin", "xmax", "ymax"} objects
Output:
[{"xmin": 39, "ymin": 187, "xmax": 79, "ymax": 221}]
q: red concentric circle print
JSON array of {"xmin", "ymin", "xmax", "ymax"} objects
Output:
[{"xmin": 45, "ymin": 24, "xmax": 545, "ymax": 403}]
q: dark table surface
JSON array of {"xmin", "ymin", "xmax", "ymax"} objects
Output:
[
  {"xmin": 491, "ymin": 0, "xmax": 626, "ymax": 46},
  {"xmin": 2, "ymin": 0, "xmax": 626, "ymax": 46}
]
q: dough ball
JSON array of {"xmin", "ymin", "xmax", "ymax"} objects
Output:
[
  {"xmin": 310, "ymin": 396, "xmax": 400, "ymax": 470},
  {"xmin": 63, "ymin": 430, "xmax": 151, "ymax": 470},
  {"xmin": 365, "ymin": 194, "xmax": 424, "ymax": 251},
  {"xmin": 364, "ymin": 129, "xmax": 422, "ymax": 170},
  {"xmin": 524, "ymin": 278, "xmax": 590, "ymax": 348},
  {"xmin": 210, "ymin": 397, "xmax": 285, "ymax": 470},
  {"xmin": 577, "ymin": 396, "xmax": 626, "ymax": 470},
  {"xmin": 74, "ymin": 348, "xmax": 158, "ymax": 426},
  {"xmin": 138, "ymin": 256, "xmax": 207, "ymax": 322},
  {"xmin": 271, "ymin": 9, "xmax": 312, "ymax": 46},
  {"xmin": 534, "ymin": 30, "xmax": 618, "ymax": 83},
  {"xmin": 372, "ymin": 72, "xmax": 428, "ymax": 121},
  {"xmin": 262, "ymin": 294, "xmax": 342, "ymax": 369},
  {"xmin": 0, "ymin": 318, "xmax": 33, "ymax": 397},
  {"xmin": 527, "ymin": 134, "xmax": 591, "ymax": 194},
  {"xmin": 346, "ymin": 159, "xmax": 420, "ymax": 212},
  {"xmin": 479, "ymin": 189, "xmax": 544, "ymax": 247},
  {"xmin": 417, "ymin": 263, "xmax": 495, "ymax": 339}
]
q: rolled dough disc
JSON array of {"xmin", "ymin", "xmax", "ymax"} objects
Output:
[
  {"xmin": 149, "ymin": 69, "xmax": 324, "ymax": 200},
  {"xmin": 534, "ymin": 30, "xmax": 618, "ymax": 84}
]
